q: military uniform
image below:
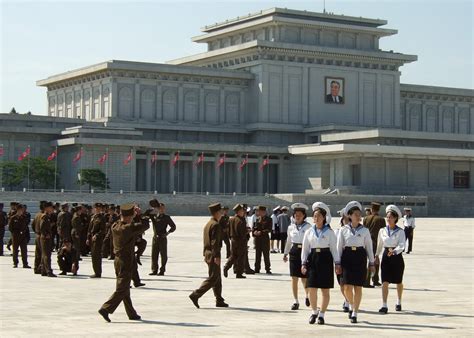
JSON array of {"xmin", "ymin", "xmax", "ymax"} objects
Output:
[
  {"xmin": 150, "ymin": 209, "xmax": 176, "ymax": 275},
  {"xmin": 252, "ymin": 207, "xmax": 272, "ymax": 273},
  {"xmin": 88, "ymin": 207, "xmax": 107, "ymax": 277},
  {"xmin": 57, "ymin": 244, "xmax": 79, "ymax": 275},
  {"xmin": 363, "ymin": 202, "xmax": 386, "ymax": 286},
  {"xmin": 189, "ymin": 203, "xmax": 227, "ymax": 308},
  {"xmin": 0, "ymin": 205, "xmax": 7, "ymax": 256},
  {"xmin": 71, "ymin": 212, "xmax": 83, "ymax": 263},
  {"xmin": 57, "ymin": 207, "xmax": 72, "ymax": 245},
  {"xmin": 9, "ymin": 211, "xmax": 30, "ymax": 268},
  {"xmin": 99, "ymin": 204, "xmax": 149, "ymax": 321},
  {"xmin": 39, "ymin": 203, "xmax": 56, "ymax": 277},
  {"xmin": 219, "ymin": 212, "xmax": 231, "ymax": 258},
  {"xmin": 31, "ymin": 203, "xmax": 45, "ymax": 274},
  {"xmin": 223, "ymin": 204, "xmax": 248, "ymax": 278}
]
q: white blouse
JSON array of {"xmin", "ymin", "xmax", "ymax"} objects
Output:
[
  {"xmin": 336, "ymin": 223, "xmax": 375, "ymax": 265},
  {"xmin": 301, "ymin": 225, "xmax": 340, "ymax": 264},
  {"xmin": 376, "ymin": 226, "xmax": 406, "ymax": 256},
  {"xmin": 403, "ymin": 215, "xmax": 416, "ymax": 229},
  {"xmin": 283, "ymin": 221, "xmax": 312, "ymax": 255}
]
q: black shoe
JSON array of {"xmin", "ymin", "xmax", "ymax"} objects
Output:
[
  {"xmin": 343, "ymin": 304, "xmax": 349, "ymax": 313},
  {"xmin": 13, "ymin": 265, "xmax": 17, "ymax": 268},
  {"xmin": 236, "ymin": 274, "xmax": 246, "ymax": 279},
  {"xmin": 223, "ymin": 266, "xmax": 229, "ymax": 278},
  {"xmin": 351, "ymin": 316, "xmax": 357, "ymax": 323},
  {"xmin": 373, "ymin": 281, "xmax": 382, "ymax": 286},
  {"xmin": 23, "ymin": 265, "xmax": 31, "ymax": 269},
  {"xmin": 406, "ymin": 252, "xmax": 410, "ymax": 254},
  {"xmin": 245, "ymin": 270, "xmax": 255, "ymax": 275},
  {"xmin": 266, "ymin": 270, "xmax": 272, "ymax": 275},
  {"xmin": 395, "ymin": 304, "xmax": 402, "ymax": 311},
  {"xmin": 78, "ymin": 257, "xmax": 83, "ymax": 261},
  {"xmin": 309, "ymin": 314, "xmax": 317, "ymax": 324},
  {"xmin": 89, "ymin": 274, "xmax": 101, "ymax": 278},
  {"xmin": 134, "ymin": 282, "xmax": 146, "ymax": 288},
  {"xmin": 34, "ymin": 270, "xmax": 41, "ymax": 275},
  {"xmin": 129, "ymin": 315, "xmax": 141, "ymax": 320},
  {"xmin": 47, "ymin": 273, "xmax": 57, "ymax": 278},
  {"xmin": 305, "ymin": 298, "xmax": 310, "ymax": 307},
  {"xmin": 149, "ymin": 271, "xmax": 158, "ymax": 276},
  {"xmin": 98, "ymin": 308, "xmax": 111, "ymax": 322},
  {"xmin": 348, "ymin": 310, "xmax": 353, "ymax": 319},
  {"xmin": 216, "ymin": 301, "xmax": 229, "ymax": 308},
  {"xmin": 254, "ymin": 270, "xmax": 260, "ymax": 274},
  {"xmin": 59, "ymin": 271, "xmax": 67, "ymax": 275},
  {"xmin": 157, "ymin": 271, "xmax": 165, "ymax": 276},
  {"xmin": 189, "ymin": 294, "xmax": 200, "ymax": 309},
  {"xmin": 291, "ymin": 303, "xmax": 299, "ymax": 310},
  {"xmin": 317, "ymin": 317, "xmax": 325, "ymax": 325},
  {"xmin": 379, "ymin": 307, "xmax": 388, "ymax": 314}
]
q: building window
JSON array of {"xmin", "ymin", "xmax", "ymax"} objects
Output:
[{"xmin": 453, "ymin": 171, "xmax": 470, "ymax": 189}]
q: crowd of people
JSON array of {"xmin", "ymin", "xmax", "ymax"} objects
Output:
[{"xmin": 0, "ymin": 199, "xmax": 416, "ymax": 325}]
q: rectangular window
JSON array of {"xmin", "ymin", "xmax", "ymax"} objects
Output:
[{"xmin": 453, "ymin": 171, "xmax": 470, "ymax": 189}]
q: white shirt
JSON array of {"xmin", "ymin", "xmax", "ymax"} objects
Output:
[
  {"xmin": 376, "ymin": 226, "xmax": 406, "ymax": 256},
  {"xmin": 271, "ymin": 214, "xmax": 278, "ymax": 231},
  {"xmin": 403, "ymin": 215, "xmax": 415, "ymax": 229},
  {"xmin": 247, "ymin": 214, "xmax": 256, "ymax": 228},
  {"xmin": 301, "ymin": 225, "xmax": 340, "ymax": 264},
  {"xmin": 284, "ymin": 221, "xmax": 311, "ymax": 255},
  {"xmin": 336, "ymin": 223, "xmax": 375, "ymax": 264}
]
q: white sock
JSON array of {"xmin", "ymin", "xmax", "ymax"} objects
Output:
[
  {"xmin": 396, "ymin": 299, "xmax": 401, "ymax": 306},
  {"xmin": 343, "ymin": 301, "xmax": 349, "ymax": 307},
  {"xmin": 319, "ymin": 311, "xmax": 325, "ymax": 318},
  {"xmin": 352, "ymin": 311, "xmax": 357, "ymax": 318},
  {"xmin": 349, "ymin": 304, "xmax": 353, "ymax": 311},
  {"xmin": 312, "ymin": 309, "xmax": 319, "ymax": 315},
  {"xmin": 383, "ymin": 302, "xmax": 387, "ymax": 308},
  {"xmin": 294, "ymin": 299, "xmax": 299, "ymax": 304}
]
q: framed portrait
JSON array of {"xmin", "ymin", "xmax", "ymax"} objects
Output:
[{"xmin": 325, "ymin": 77, "xmax": 344, "ymax": 104}]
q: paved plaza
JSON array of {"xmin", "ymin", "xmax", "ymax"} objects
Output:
[{"xmin": 1, "ymin": 217, "xmax": 473, "ymax": 337}]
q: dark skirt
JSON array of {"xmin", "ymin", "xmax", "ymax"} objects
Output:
[
  {"xmin": 307, "ymin": 248, "xmax": 334, "ymax": 288},
  {"xmin": 271, "ymin": 225, "xmax": 280, "ymax": 240},
  {"xmin": 289, "ymin": 245, "xmax": 304, "ymax": 278},
  {"xmin": 341, "ymin": 247, "xmax": 367, "ymax": 286},
  {"xmin": 381, "ymin": 249, "xmax": 405, "ymax": 284}
]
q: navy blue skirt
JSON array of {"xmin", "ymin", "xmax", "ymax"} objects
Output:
[
  {"xmin": 341, "ymin": 247, "xmax": 367, "ymax": 286},
  {"xmin": 307, "ymin": 248, "xmax": 334, "ymax": 289},
  {"xmin": 381, "ymin": 249, "xmax": 404, "ymax": 284}
]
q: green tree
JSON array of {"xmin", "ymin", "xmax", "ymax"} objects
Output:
[
  {"xmin": 19, "ymin": 157, "xmax": 59, "ymax": 189},
  {"xmin": 0, "ymin": 161, "xmax": 23, "ymax": 190},
  {"xmin": 77, "ymin": 168, "xmax": 110, "ymax": 190}
]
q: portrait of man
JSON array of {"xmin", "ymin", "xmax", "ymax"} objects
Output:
[{"xmin": 325, "ymin": 77, "xmax": 344, "ymax": 104}]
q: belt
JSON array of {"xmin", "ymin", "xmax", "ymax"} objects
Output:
[
  {"xmin": 292, "ymin": 243, "xmax": 302, "ymax": 249},
  {"xmin": 311, "ymin": 247, "xmax": 330, "ymax": 253},
  {"xmin": 345, "ymin": 246, "xmax": 363, "ymax": 251}
]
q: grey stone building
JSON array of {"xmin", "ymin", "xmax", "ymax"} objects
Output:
[{"xmin": 1, "ymin": 8, "xmax": 473, "ymax": 196}]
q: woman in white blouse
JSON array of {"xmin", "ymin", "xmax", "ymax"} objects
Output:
[
  {"xmin": 376, "ymin": 204, "xmax": 406, "ymax": 314},
  {"xmin": 337, "ymin": 201, "xmax": 375, "ymax": 324},
  {"xmin": 283, "ymin": 203, "xmax": 312, "ymax": 311},
  {"xmin": 301, "ymin": 202, "xmax": 340, "ymax": 325}
]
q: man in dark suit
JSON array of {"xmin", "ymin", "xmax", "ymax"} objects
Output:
[{"xmin": 325, "ymin": 80, "xmax": 344, "ymax": 104}]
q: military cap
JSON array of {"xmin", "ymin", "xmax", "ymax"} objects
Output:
[
  {"xmin": 370, "ymin": 201, "xmax": 382, "ymax": 211},
  {"xmin": 386, "ymin": 204, "xmax": 402, "ymax": 219},
  {"xmin": 16, "ymin": 204, "xmax": 25, "ymax": 210},
  {"xmin": 311, "ymin": 202, "xmax": 331, "ymax": 224},
  {"xmin": 43, "ymin": 201, "xmax": 54, "ymax": 208},
  {"xmin": 149, "ymin": 199, "xmax": 160, "ymax": 208},
  {"xmin": 233, "ymin": 203, "xmax": 244, "ymax": 212},
  {"xmin": 10, "ymin": 202, "xmax": 19, "ymax": 207},
  {"xmin": 291, "ymin": 203, "xmax": 308, "ymax": 212},
  {"xmin": 257, "ymin": 205, "xmax": 267, "ymax": 212},
  {"xmin": 344, "ymin": 201, "xmax": 362, "ymax": 216},
  {"xmin": 208, "ymin": 203, "xmax": 222, "ymax": 214},
  {"xmin": 120, "ymin": 203, "xmax": 135, "ymax": 217},
  {"xmin": 93, "ymin": 202, "xmax": 102, "ymax": 208},
  {"xmin": 404, "ymin": 207, "xmax": 412, "ymax": 211}
]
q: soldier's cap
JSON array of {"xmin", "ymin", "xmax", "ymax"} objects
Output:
[
  {"xmin": 10, "ymin": 202, "xmax": 19, "ymax": 207},
  {"xmin": 221, "ymin": 205, "xmax": 229, "ymax": 210},
  {"xmin": 103, "ymin": 203, "xmax": 109, "ymax": 209},
  {"xmin": 386, "ymin": 204, "xmax": 402, "ymax": 219},
  {"xmin": 43, "ymin": 201, "xmax": 54, "ymax": 208},
  {"xmin": 291, "ymin": 203, "xmax": 308, "ymax": 212},
  {"xmin": 16, "ymin": 204, "xmax": 25, "ymax": 210},
  {"xmin": 404, "ymin": 207, "xmax": 412, "ymax": 211},
  {"xmin": 273, "ymin": 205, "xmax": 281, "ymax": 212},
  {"xmin": 232, "ymin": 204, "xmax": 244, "ymax": 212},
  {"xmin": 208, "ymin": 203, "xmax": 222, "ymax": 214},
  {"xmin": 257, "ymin": 205, "xmax": 267, "ymax": 211},
  {"xmin": 149, "ymin": 199, "xmax": 160, "ymax": 208},
  {"xmin": 93, "ymin": 202, "xmax": 103, "ymax": 208},
  {"xmin": 370, "ymin": 202, "xmax": 381, "ymax": 207},
  {"xmin": 120, "ymin": 203, "xmax": 135, "ymax": 217},
  {"xmin": 61, "ymin": 202, "xmax": 69, "ymax": 207}
]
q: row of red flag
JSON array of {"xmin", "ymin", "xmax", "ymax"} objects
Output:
[{"xmin": 0, "ymin": 146, "xmax": 270, "ymax": 171}]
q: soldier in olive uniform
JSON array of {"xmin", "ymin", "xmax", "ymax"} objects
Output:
[
  {"xmin": 149, "ymin": 199, "xmax": 176, "ymax": 276},
  {"xmin": 39, "ymin": 201, "xmax": 57, "ymax": 277},
  {"xmin": 189, "ymin": 203, "xmax": 228, "ymax": 309},
  {"xmin": 9, "ymin": 204, "xmax": 31, "ymax": 268},
  {"xmin": 57, "ymin": 239, "xmax": 79, "ymax": 276},
  {"xmin": 88, "ymin": 203, "xmax": 107, "ymax": 278},
  {"xmin": 223, "ymin": 204, "xmax": 248, "ymax": 279},
  {"xmin": 71, "ymin": 205, "xmax": 84, "ymax": 263},
  {"xmin": 253, "ymin": 206, "xmax": 273, "ymax": 274},
  {"xmin": 363, "ymin": 202, "xmax": 385, "ymax": 287},
  {"xmin": 57, "ymin": 202, "xmax": 72, "ymax": 246},
  {"xmin": 98, "ymin": 203, "xmax": 150, "ymax": 322},
  {"xmin": 50, "ymin": 203, "xmax": 60, "ymax": 251},
  {"xmin": 32, "ymin": 201, "xmax": 46, "ymax": 274},
  {"xmin": 219, "ymin": 206, "xmax": 231, "ymax": 259},
  {"xmin": 0, "ymin": 203, "xmax": 7, "ymax": 256}
]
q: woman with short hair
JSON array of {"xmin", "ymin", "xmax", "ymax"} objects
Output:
[
  {"xmin": 376, "ymin": 204, "xmax": 406, "ymax": 314},
  {"xmin": 301, "ymin": 202, "xmax": 340, "ymax": 325},
  {"xmin": 337, "ymin": 201, "xmax": 375, "ymax": 323}
]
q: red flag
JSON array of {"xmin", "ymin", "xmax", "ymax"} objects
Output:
[
  {"xmin": 217, "ymin": 153, "xmax": 226, "ymax": 168},
  {"xmin": 72, "ymin": 149, "xmax": 83, "ymax": 163},
  {"xmin": 97, "ymin": 152, "xmax": 107, "ymax": 164},
  {"xmin": 151, "ymin": 151, "xmax": 158, "ymax": 163},
  {"xmin": 239, "ymin": 154, "xmax": 249, "ymax": 171},
  {"xmin": 123, "ymin": 151, "xmax": 132, "ymax": 165},
  {"xmin": 259, "ymin": 156, "xmax": 269, "ymax": 171},
  {"xmin": 18, "ymin": 146, "xmax": 31, "ymax": 161},
  {"xmin": 0, "ymin": 146, "xmax": 4, "ymax": 156},
  {"xmin": 47, "ymin": 149, "xmax": 57, "ymax": 161},
  {"xmin": 172, "ymin": 152, "xmax": 180, "ymax": 167},
  {"xmin": 195, "ymin": 152, "xmax": 204, "ymax": 167}
]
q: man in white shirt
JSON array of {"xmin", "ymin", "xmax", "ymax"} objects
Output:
[{"xmin": 402, "ymin": 208, "xmax": 415, "ymax": 254}]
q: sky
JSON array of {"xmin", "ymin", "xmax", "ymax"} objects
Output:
[{"xmin": 1, "ymin": 0, "xmax": 472, "ymax": 115}]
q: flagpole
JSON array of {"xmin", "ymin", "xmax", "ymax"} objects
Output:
[
  {"xmin": 27, "ymin": 145, "xmax": 30, "ymax": 191},
  {"xmin": 130, "ymin": 148, "xmax": 133, "ymax": 195},
  {"xmin": 177, "ymin": 151, "xmax": 180, "ymax": 194},
  {"xmin": 245, "ymin": 154, "xmax": 248, "ymax": 196},
  {"xmin": 223, "ymin": 153, "xmax": 226, "ymax": 195},
  {"xmin": 200, "ymin": 153, "xmax": 203, "ymax": 195},
  {"xmin": 266, "ymin": 155, "xmax": 270, "ymax": 194},
  {"xmin": 54, "ymin": 145, "xmax": 58, "ymax": 192},
  {"xmin": 154, "ymin": 150, "xmax": 157, "ymax": 193},
  {"xmin": 105, "ymin": 147, "xmax": 108, "ymax": 194},
  {"xmin": 79, "ymin": 147, "xmax": 83, "ymax": 193}
]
